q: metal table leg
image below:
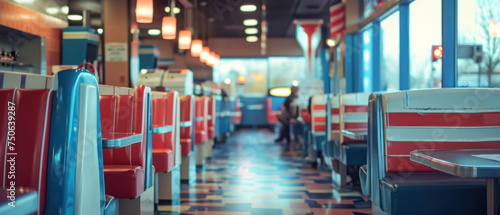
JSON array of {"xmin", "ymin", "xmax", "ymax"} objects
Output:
[{"xmin": 487, "ymin": 178, "xmax": 499, "ymax": 215}]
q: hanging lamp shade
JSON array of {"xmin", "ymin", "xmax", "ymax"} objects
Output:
[
  {"xmin": 136, "ymin": 0, "xmax": 153, "ymax": 23},
  {"xmin": 162, "ymin": 16, "xmax": 176, "ymax": 39},
  {"xmin": 207, "ymin": 51, "xmax": 216, "ymax": 67},
  {"xmin": 200, "ymin": 47, "xmax": 210, "ymax": 63},
  {"xmin": 191, "ymin": 39, "xmax": 203, "ymax": 57},
  {"xmin": 178, "ymin": 30, "xmax": 192, "ymax": 50}
]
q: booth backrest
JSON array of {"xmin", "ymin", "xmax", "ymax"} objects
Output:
[
  {"xmin": 195, "ymin": 96, "xmax": 208, "ymax": 143},
  {"xmin": 311, "ymin": 95, "xmax": 328, "ymax": 135},
  {"xmin": 180, "ymin": 95, "xmax": 194, "ymax": 139},
  {"xmin": 266, "ymin": 97, "xmax": 278, "ymax": 124},
  {"xmin": 234, "ymin": 97, "xmax": 241, "ymax": 124},
  {"xmin": 340, "ymin": 93, "xmax": 370, "ymax": 143},
  {"xmin": 153, "ymin": 91, "xmax": 178, "ymax": 153},
  {"xmin": 381, "ymin": 89, "xmax": 500, "ymax": 173},
  {"xmin": 0, "ymin": 70, "xmax": 106, "ymax": 214},
  {"xmin": 329, "ymin": 95, "xmax": 340, "ymax": 140},
  {"xmin": 100, "ymin": 85, "xmax": 150, "ymax": 169},
  {"xmin": 208, "ymin": 95, "xmax": 216, "ymax": 127}
]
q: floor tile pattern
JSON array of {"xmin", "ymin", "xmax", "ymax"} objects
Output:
[{"xmin": 159, "ymin": 129, "xmax": 372, "ymax": 215}]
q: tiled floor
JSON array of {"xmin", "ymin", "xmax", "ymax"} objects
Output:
[{"xmin": 159, "ymin": 129, "xmax": 372, "ymax": 215}]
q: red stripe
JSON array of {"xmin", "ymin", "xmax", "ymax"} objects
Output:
[
  {"xmin": 329, "ymin": 5, "xmax": 344, "ymax": 17},
  {"xmin": 387, "ymin": 141, "xmax": 500, "ymax": 155},
  {"xmin": 331, "ymin": 123, "xmax": 340, "ymax": 130},
  {"xmin": 313, "ymin": 117, "xmax": 326, "ymax": 123},
  {"xmin": 387, "ymin": 112, "xmax": 500, "ymax": 127},
  {"xmin": 330, "ymin": 18, "xmax": 345, "ymax": 29},
  {"xmin": 344, "ymin": 123, "xmax": 368, "ymax": 129},
  {"xmin": 331, "ymin": 108, "xmax": 340, "ymax": 114},
  {"xmin": 314, "ymin": 125, "xmax": 326, "ymax": 131},
  {"xmin": 344, "ymin": 105, "xmax": 368, "ymax": 113},
  {"xmin": 330, "ymin": 29, "xmax": 344, "ymax": 39},
  {"xmin": 387, "ymin": 157, "xmax": 434, "ymax": 172},
  {"xmin": 312, "ymin": 104, "xmax": 326, "ymax": 110}
]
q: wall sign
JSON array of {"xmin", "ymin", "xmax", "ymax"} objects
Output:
[{"xmin": 105, "ymin": 43, "xmax": 128, "ymax": 62}]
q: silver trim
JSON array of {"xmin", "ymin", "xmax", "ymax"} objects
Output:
[
  {"xmin": 152, "ymin": 125, "xmax": 173, "ymax": 134},
  {"xmin": 102, "ymin": 134, "xmax": 143, "ymax": 148},
  {"xmin": 411, "ymin": 149, "xmax": 500, "ymax": 178},
  {"xmin": 180, "ymin": 121, "xmax": 192, "ymax": 128},
  {"xmin": 341, "ymin": 129, "xmax": 367, "ymax": 140},
  {"xmin": 195, "ymin": 117, "xmax": 204, "ymax": 122}
]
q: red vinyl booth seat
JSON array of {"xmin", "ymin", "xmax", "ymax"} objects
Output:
[
  {"xmin": 0, "ymin": 89, "xmax": 52, "ymax": 214},
  {"xmin": 151, "ymin": 91, "xmax": 178, "ymax": 172},
  {"xmin": 207, "ymin": 95, "xmax": 216, "ymax": 139},
  {"xmin": 180, "ymin": 95, "xmax": 194, "ymax": 156},
  {"xmin": 100, "ymin": 85, "xmax": 150, "ymax": 199},
  {"xmin": 266, "ymin": 97, "xmax": 280, "ymax": 124},
  {"xmin": 195, "ymin": 96, "xmax": 208, "ymax": 144},
  {"xmin": 234, "ymin": 97, "xmax": 241, "ymax": 124}
]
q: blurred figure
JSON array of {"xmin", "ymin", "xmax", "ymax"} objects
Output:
[{"xmin": 275, "ymin": 86, "xmax": 299, "ymax": 144}]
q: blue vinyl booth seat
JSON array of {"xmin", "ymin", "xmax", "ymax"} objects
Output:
[
  {"xmin": 362, "ymin": 89, "xmax": 500, "ymax": 215},
  {"xmin": 0, "ymin": 70, "xmax": 114, "ymax": 214}
]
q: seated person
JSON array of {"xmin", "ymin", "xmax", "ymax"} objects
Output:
[{"xmin": 275, "ymin": 86, "xmax": 299, "ymax": 144}]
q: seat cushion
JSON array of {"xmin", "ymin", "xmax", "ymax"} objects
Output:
[
  {"xmin": 208, "ymin": 126, "xmax": 215, "ymax": 139},
  {"xmin": 181, "ymin": 138, "xmax": 192, "ymax": 156},
  {"xmin": 103, "ymin": 165, "xmax": 145, "ymax": 199},
  {"xmin": 195, "ymin": 130, "xmax": 207, "ymax": 144},
  {"xmin": 152, "ymin": 149, "xmax": 174, "ymax": 172},
  {"xmin": 380, "ymin": 173, "xmax": 487, "ymax": 215}
]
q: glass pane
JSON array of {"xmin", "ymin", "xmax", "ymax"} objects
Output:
[
  {"xmin": 214, "ymin": 58, "xmax": 268, "ymax": 97},
  {"xmin": 380, "ymin": 11, "xmax": 400, "ymax": 91},
  {"xmin": 409, "ymin": 0, "xmax": 442, "ymax": 89},
  {"xmin": 457, "ymin": 0, "xmax": 500, "ymax": 88},
  {"xmin": 268, "ymin": 57, "xmax": 306, "ymax": 88},
  {"xmin": 362, "ymin": 28, "xmax": 373, "ymax": 92}
]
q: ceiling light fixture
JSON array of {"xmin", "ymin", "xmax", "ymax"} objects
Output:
[
  {"xmin": 97, "ymin": 28, "xmax": 103, "ymax": 34},
  {"xmin": 243, "ymin": 19, "xmax": 258, "ymax": 26},
  {"xmin": 246, "ymin": 36, "xmax": 258, "ymax": 42},
  {"xmin": 245, "ymin": 28, "xmax": 258, "ymax": 34},
  {"xmin": 46, "ymin": 7, "xmax": 59, "ymax": 15},
  {"xmin": 162, "ymin": 16, "xmax": 176, "ymax": 39},
  {"xmin": 136, "ymin": 0, "xmax": 153, "ymax": 23},
  {"xmin": 178, "ymin": 30, "xmax": 192, "ymax": 50},
  {"xmin": 67, "ymin": 14, "xmax": 83, "ymax": 21},
  {"xmin": 148, "ymin": 29, "xmax": 161, "ymax": 36},
  {"xmin": 240, "ymin": 5, "xmax": 257, "ymax": 12},
  {"xmin": 190, "ymin": 40, "xmax": 203, "ymax": 57},
  {"xmin": 164, "ymin": 7, "xmax": 181, "ymax": 14}
]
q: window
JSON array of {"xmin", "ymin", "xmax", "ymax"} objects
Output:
[
  {"xmin": 214, "ymin": 58, "xmax": 268, "ymax": 97},
  {"xmin": 268, "ymin": 57, "xmax": 305, "ymax": 88},
  {"xmin": 457, "ymin": 0, "xmax": 500, "ymax": 87},
  {"xmin": 409, "ymin": 0, "xmax": 442, "ymax": 89},
  {"xmin": 362, "ymin": 28, "xmax": 373, "ymax": 92},
  {"xmin": 380, "ymin": 11, "xmax": 400, "ymax": 91}
]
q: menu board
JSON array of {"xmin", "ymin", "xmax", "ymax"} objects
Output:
[{"xmin": 297, "ymin": 78, "xmax": 324, "ymax": 107}]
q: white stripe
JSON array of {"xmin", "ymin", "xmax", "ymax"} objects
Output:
[
  {"xmin": 330, "ymin": 115, "xmax": 340, "ymax": 123},
  {"xmin": 330, "ymin": 12, "xmax": 345, "ymax": 23},
  {"xmin": 343, "ymin": 113, "xmax": 368, "ymax": 123},
  {"xmin": 342, "ymin": 92, "xmax": 371, "ymax": 106},
  {"xmin": 312, "ymin": 110, "xmax": 326, "ymax": 117},
  {"xmin": 330, "ymin": 23, "xmax": 345, "ymax": 34},
  {"xmin": 385, "ymin": 126, "xmax": 500, "ymax": 142},
  {"xmin": 384, "ymin": 89, "xmax": 500, "ymax": 113},
  {"xmin": 139, "ymin": 48, "xmax": 160, "ymax": 56},
  {"xmin": 63, "ymin": 32, "xmax": 99, "ymax": 42}
]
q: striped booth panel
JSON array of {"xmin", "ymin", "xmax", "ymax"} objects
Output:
[
  {"xmin": 311, "ymin": 94, "xmax": 328, "ymax": 135},
  {"xmin": 329, "ymin": 95, "xmax": 340, "ymax": 140},
  {"xmin": 382, "ymin": 88, "xmax": 500, "ymax": 173},
  {"xmin": 340, "ymin": 93, "xmax": 370, "ymax": 143},
  {"xmin": 0, "ymin": 72, "xmax": 53, "ymax": 89}
]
